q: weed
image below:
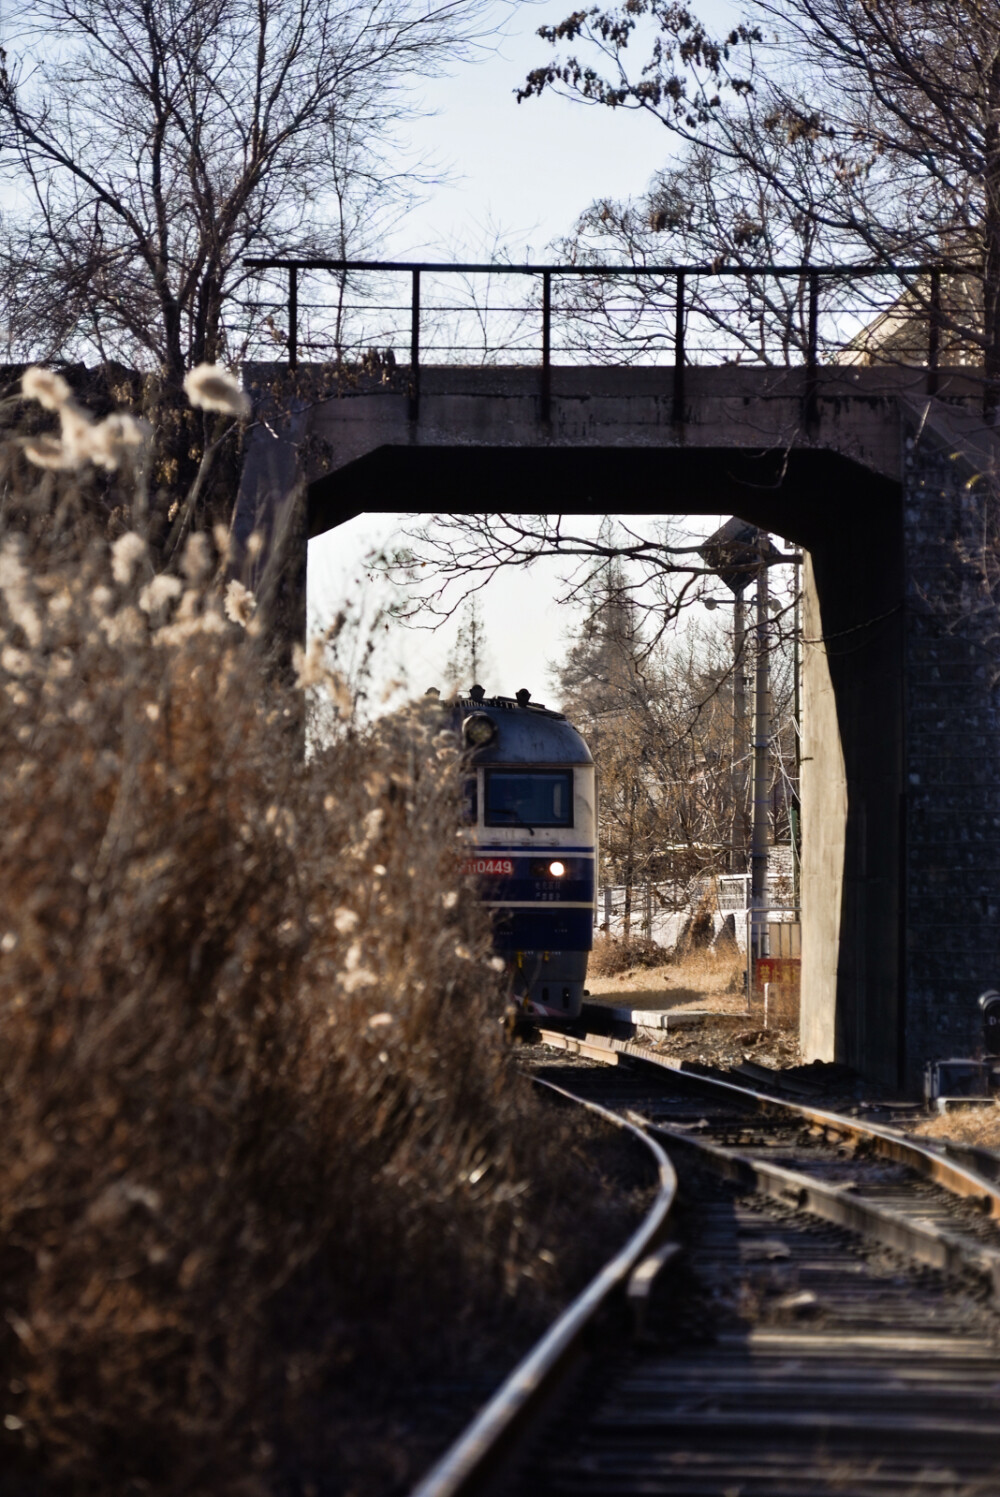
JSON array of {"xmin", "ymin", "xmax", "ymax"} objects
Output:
[{"xmin": 0, "ymin": 371, "xmax": 626, "ymax": 1495}]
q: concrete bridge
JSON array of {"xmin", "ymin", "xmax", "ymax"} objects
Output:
[{"xmin": 238, "ymin": 352, "xmax": 1000, "ymax": 1094}]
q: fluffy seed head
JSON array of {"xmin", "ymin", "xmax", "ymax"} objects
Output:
[
  {"xmin": 139, "ymin": 574, "xmax": 183, "ymax": 615},
  {"xmin": 87, "ymin": 414, "xmax": 150, "ymax": 471},
  {"xmin": 181, "ymin": 533, "xmax": 212, "ymax": 583},
  {"xmin": 111, "ymin": 532, "xmax": 147, "ymax": 587},
  {"xmin": 101, "ymin": 605, "xmax": 146, "ymax": 647},
  {"xmin": 22, "ymin": 367, "xmax": 71, "ymax": 411},
  {"xmin": 59, "ymin": 403, "xmax": 96, "ymax": 468},
  {"xmin": 2, "ymin": 645, "xmax": 32, "ymax": 676},
  {"xmin": 292, "ymin": 638, "xmax": 353, "ymax": 716},
  {"xmin": 183, "ymin": 364, "xmax": 251, "ymax": 420},
  {"xmin": 223, "ymin": 579, "xmax": 256, "ymax": 627},
  {"xmin": 22, "ymin": 434, "xmax": 73, "ymax": 471}
]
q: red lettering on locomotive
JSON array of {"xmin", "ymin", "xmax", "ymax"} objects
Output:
[{"xmin": 459, "ymin": 857, "xmax": 514, "ymax": 876}]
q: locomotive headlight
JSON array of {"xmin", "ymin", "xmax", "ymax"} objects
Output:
[
  {"xmin": 463, "ymin": 711, "xmax": 497, "ymax": 748},
  {"xmin": 548, "ymin": 861, "xmax": 566, "ymax": 878}
]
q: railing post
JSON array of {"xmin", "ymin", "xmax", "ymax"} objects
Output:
[
  {"xmin": 409, "ymin": 267, "xmax": 421, "ymax": 422},
  {"xmin": 672, "ymin": 270, "xmax": 686, "ymax": 424},
  {"xmin": 288, "ymin": 264, "xmax": 298, "ymax": 371},
  {"xmin": 541, "ymin": 270, "xmax": 552, "ymax": 423},
  {"xmin": 928, "ymin": 267, "xmax": 941, "ymax": 396},
  {"xmin": 805, "ymin": 269, "xmax": 819, "ymax": 428}
]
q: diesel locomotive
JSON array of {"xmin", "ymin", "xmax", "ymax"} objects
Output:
[{"xmin": 449, "ymin": 685, "xmax": 596, "ymax": 1020}]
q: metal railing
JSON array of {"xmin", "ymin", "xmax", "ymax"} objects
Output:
[{"xmin": 242, "ymin": 256, "xmax": 972, "ymax": 422}]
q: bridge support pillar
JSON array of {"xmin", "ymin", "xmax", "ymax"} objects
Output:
[
  {"xmin": 799, "ymin": 476, "xmax": 904, "ymax": 1089},
  {"xmin": 898, "ymin": 402, "xmax": 1000, "ymax": 1092},
  {"xmin": 799, "ymin": 554, "xmax": 847, "ymax": 1069},
  {"xmin": 800, "ymin": 399, "xmax": 1000, "ymax": 1094},
  {"xmin": 233, "ymin": 386, "xmax": 313, "ymax": 663}
]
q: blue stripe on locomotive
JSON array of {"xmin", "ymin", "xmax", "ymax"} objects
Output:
[
  {"xmin": 490, "ymin": 909, "xmax": 594, "ymax": 953},
  {"xmin": 474, "ymin": 855, "xmax": 595, "ymax": 908}
]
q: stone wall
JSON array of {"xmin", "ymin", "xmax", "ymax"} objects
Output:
[{"xmin": 902, "ymin": 402, "xmax": 1000, "ymax": 1089}]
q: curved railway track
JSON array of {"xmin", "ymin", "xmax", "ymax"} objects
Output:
[{"xmin": 411, "ymin": 1029, "xmax": 1000, "ymax": 1497}]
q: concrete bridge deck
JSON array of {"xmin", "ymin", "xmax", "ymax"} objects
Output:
[{"xmin": 242, "ymin": 361, "xmax": 960, "ymax": 534}]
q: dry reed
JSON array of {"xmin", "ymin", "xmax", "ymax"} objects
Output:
[{"xmin": 0, "ymin": 372, "xmax": 628, "ymax": 1495}]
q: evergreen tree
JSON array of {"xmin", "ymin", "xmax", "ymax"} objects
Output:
[
  {"xmin": 554, "ymin": 564, "xmax": 666, "ymax": 941},
  {"xmin": 554, "ymin": 563, "xmax": 798, "ymax": 942},
  {"xmin": 445, "ymin": 595, "xmax": 493, "ymax": 693}
]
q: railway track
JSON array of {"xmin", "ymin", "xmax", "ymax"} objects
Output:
[{"xmin": 411, "ymin": 1030, "xmax": 1000, "ymax": 1497}]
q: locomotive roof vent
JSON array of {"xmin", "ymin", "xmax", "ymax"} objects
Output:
[{"xmin": 455, "ymin": 689, "xmax": 566, "ymax": 720}]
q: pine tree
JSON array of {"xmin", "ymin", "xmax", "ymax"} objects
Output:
[
  {"xmin": 554, "ymin": 563, "xmax": 798, "ymax": 944},
  {"xmin": 445, "ymin": 595, "xmax": 493, "ymax": 693},
  {"xmin": 554, "ymin": 565, "xmax": 662, "ymax": 941}
]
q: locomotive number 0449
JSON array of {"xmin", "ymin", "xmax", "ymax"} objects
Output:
[{"xmin": 459, "ymin": 857, "xmax": 514, "ymax": 876}]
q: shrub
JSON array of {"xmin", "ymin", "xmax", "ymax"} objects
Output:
[
  {"xmin": 588, "ymin": 933, "xmax": 666, "ymax": 977},
  {"xmin": 0, "ymin": 373, "xmax": 620, "ymax": 1493}
]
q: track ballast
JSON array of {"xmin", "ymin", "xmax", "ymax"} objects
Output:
[{"xmin": 521, "ymin": 1041, "xmax": 1000, "ymax": 1497}]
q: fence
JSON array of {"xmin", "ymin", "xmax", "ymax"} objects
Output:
[
  {"xmin": 241, "ymin": 256, "xmax": 972, "ymax": 421},
  {"xmin": 596, "ymin": 879, "xmax": 799, "ymax": 957}
]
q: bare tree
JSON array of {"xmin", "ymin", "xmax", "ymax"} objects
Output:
[
  {"xmin": 553, "ymin": 564, "xmax": 671, "ymax": 938},
  {"xmin": 389, "ymin": 513, "xmax": 730, "ymax": 653},
  {"xmin": 549, "ymin": 137, "xmax": 825, "ymax": 367},
  {"xmin": 444, "ymin": 593, "xmax": 493, "ymax": 691},
  {"xmin": 519, "ymin": 0, "xmax": 1000, "ymax": 413},
  {"xmin": 0, "ymin": 0, "xmax": 500, "ymax": 380}
]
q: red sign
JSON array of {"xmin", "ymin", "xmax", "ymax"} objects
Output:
[
  {"xmin": 754, "ymin": 957, "xmax": 800, "ymax": 990},
  {"xmin": 460, "ymin": 857, "xmax": 514, "ymax": 876}
]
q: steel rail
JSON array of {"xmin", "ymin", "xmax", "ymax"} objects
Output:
[
  {"xmin": 537, "ymin": 1028, "xmax": 1000, "ymax": 1217},
  {"xmin": 409, "ymin": 1078, "xmax": 677, "ymax": 1497},
  {"xmin": 641, "ymin": 1115, "xmax": 1000, "ymax": 1296},
  {"xmin": 520, "ymin": 1070, "xmax": 1000, "ymax": 1497}
]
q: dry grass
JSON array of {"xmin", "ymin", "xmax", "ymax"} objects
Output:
[
  {"xmin": 588, "ymin": 933, "xmax": 666, "ymax": 978},
  {"xmin": 587, "ymin": 941, "xmax": 747, "ymax": 1014},
  {"xmin": 0, "ymin": 374, "xmax": 634, "ymax": 1495},
  {"xmin": 911, "ymin": 1105, "xmax": 1000, "ymax": 1149}
]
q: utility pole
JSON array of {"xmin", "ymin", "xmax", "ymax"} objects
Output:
[
  {"xmin": 731, "ymin": 589, "xmax": 748, "ymax": 874},
  {"xmin": 791, "ymin": 558, "xmax": 802, "ymax": 906},
  {"xmin": 750, "ymin": 558, "xmax": 771, "ymax": 964},
  {"xmin": 699, "ymin": 519, "xmax": 782, "ymax": 893}
]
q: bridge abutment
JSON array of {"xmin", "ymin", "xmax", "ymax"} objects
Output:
[{"xmin": 899, "ymin": 405, "xmax": 1000, "ymax": 1091}]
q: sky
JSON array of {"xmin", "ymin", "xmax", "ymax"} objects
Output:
[
  {"xmin": 396, "ymin": 0, "xmax": 743, "ymax": 260},
  {"xmin": 309, "ymin": 513, "xmax": 589, "ymax": 707},
  {"xmin": 308, "ymin": 0, "xmax": 746, "ymax": 704}
]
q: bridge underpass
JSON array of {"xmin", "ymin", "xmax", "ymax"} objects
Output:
[{"xmin": 237, "ymin": 356, "xmax": 1000, "ymax": 1094}]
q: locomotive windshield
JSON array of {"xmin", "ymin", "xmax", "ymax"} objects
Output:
[{"xmin": 484, "ymin": 770, "xmax": 573, "ymax": 828}]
